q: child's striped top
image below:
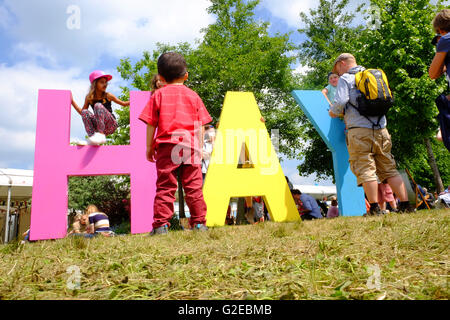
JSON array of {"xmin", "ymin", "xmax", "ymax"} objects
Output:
[{"xmin": 88, "ymin": 212, "xmax": 112, "ymax": 233}]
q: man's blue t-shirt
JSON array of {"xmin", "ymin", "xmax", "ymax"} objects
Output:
[
  {"xmin": 437, "ymin": 32, "xmax": 450, "ymax": 79},
  {"xmin": 300, "ymin": 194, "xmax": 323, "ymax": 219}
]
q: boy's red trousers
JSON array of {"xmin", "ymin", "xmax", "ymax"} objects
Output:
[{"xmin": 153, "ymin": 143, "xmax": 207, "ymax": 229}]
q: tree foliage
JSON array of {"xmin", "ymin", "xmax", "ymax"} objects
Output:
[
  {"xmin": 115, "ymin": 0, "xmax": 306, "ymax": 159},
  {"xmin": 297, "ymin": 0, "xmax": 365, "ymax": 181},
  {"xmin": 297, "ymin": 0, "xmax": 450, "ymax": 189}
]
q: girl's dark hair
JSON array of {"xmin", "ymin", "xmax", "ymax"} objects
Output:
[
  {"xmin": 331, "ymin": 199, "xmax": 338, "ymax": 206},
  {"xmin": 157, "ymin": 52, "xmax": 188, "ymax": 83}
]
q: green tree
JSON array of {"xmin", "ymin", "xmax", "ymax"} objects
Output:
[
  {"xmin": 116, "ymin": 0, "xmax": 306, "ymax": 159},
  {"xmin": 359, "ymin": 0, "xmax": 449, "ymax": 192},
  {"xmin": 296, "ymin": 0, "xmax": 365, "ymax": 180},
  {"xmin": 296, "ymin": 0, "xmax": 450, "ymax": 190},
  {"xmin": 298, "ymin": 0, "xmax": 364, "ymax": 89}
]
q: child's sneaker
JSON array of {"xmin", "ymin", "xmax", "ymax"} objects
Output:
[
  {"xmin": 367, "ymin": 206, "xmax": 382, "ymax": 216},
  {"xmin": 180, "ymin": 218, "xmax": 191, "ymax": 231},
  {"xmin": 87, "ymin": 132, "xmax": 107, "ymax": 145},
  {"xmin": 70, "ymin": 138, "xmax": 88, "ymax": 146},
  {"xmin": 193, "ymin": 224, "xmax": 208, "ymax": 232},
  {"xmin": 149, "ymin": 225, "xmax": 169, "ymax": 236}
]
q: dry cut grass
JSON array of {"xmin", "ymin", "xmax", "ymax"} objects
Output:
[{"xmin": 0, "ymin": 210, "xmax": 449, "ymax": 300}]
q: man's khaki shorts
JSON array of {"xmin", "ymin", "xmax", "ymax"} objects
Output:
[{"xmin": 346, "ymin": 128, "xmax": 399, "ymax": 186}]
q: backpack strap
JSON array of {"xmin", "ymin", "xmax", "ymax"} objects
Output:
[{"xmin": 347, "ymin": 100, "xmax": 383, "ymax": 129}]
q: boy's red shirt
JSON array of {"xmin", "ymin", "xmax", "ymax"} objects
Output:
[{"xmin": 139, "ymin": 84, "xmax": 212, "ymax": 150}]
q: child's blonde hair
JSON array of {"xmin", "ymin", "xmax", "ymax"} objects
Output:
[{"xmin": 85, "ymin": 204, "xmax": 100, "ymax": 215}]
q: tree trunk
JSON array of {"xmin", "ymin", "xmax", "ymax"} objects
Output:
[{"xmin": 424, "ymin": 138, "xmax": 444, "ymax": 194}]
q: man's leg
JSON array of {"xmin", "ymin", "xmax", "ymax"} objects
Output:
[
  {"xmin": 375, "ymin": 128, "xmax": 412, "ymax": 212},
  {"xmin": 347, "ymin": 128, "xmax": 380, "ymax": 215},
  {"xmin": 363, "ymin": 180, "xmax": 379, "ymax": 203}
]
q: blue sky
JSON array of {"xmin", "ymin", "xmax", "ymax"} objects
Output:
[{"xmin": 0, "ymin": 0, "xmax": 371, "ymax": 186}]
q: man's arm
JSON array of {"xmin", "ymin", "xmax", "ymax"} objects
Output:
[{"xmin": 429, "ymin": 52, "xmax": 447, "ymax": 80}]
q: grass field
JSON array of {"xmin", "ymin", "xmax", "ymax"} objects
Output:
[{"xmin": 0, "ymin": 210, "xmax": 449, "ymax": 300}]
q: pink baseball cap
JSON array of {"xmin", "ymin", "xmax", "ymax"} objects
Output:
[{"xmin": 89, "ymin": 70, "xmax": 113, "ymax": 83}]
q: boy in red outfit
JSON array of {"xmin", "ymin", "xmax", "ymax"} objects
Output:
[{"xmin": 139, "ymin": 52, "xmax": 212, "ymax": 235}]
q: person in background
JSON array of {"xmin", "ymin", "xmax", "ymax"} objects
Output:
[
  {"xmin": 252, "ymin": 197, "xmax": 265, "ymax": 223},
  {"xmin": 317, "ymin": 196, "xmax": 329, "ymax": 217},
  {"xmin": 429, "ymin": 9, "xmax": 450, "ymax": 148},
  {"xmin": 68, "ymin": 212, "xmax": 89, "ymax": 235},
  {"xmin": 327, "ymin": 198, "xmax": 339, "ymax": 218},
  {"xmin": 85, "ymin": 204, "xmax": 115, "ymax": 237},
  {"xmin": 322, "ymin": 72, "xmax": 340, "ymax": 106},
  {"xmin": 285, "ymin": 176, "xmax": 294, "ymax": 190},
  {"xmin": 202, "ymin": 125, "xmax": 216, "ymax": 182},
  {"xmin": 378, "ymin": 182, "xmax": 398, "ymax": 214},
  {"xmin": 438, "ymin": 185, "xmax": 450, "ymax": 208},
  {"xmin": 291, "ymin": 189, "xmax": 305, "ymax": 218},
  {"xmin": 150, "ymin": 74, "xmax": 167, "ymax": 93},
  {"xmin": 292, "ymin": 189, "xmax": 323, "ymax": 221}
]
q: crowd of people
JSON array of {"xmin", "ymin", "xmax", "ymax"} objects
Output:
[{"xmin": 57, "ymin": 10, "xmax": 450, "ymax": 238}]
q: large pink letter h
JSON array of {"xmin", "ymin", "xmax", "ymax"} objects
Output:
[{"xmin": 30, "ymin": 90, "xmax": 156, "ymax": 240}]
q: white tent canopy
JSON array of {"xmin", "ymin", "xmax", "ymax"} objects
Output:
[
  {"xmin": 293, "ymin": 184, "xmax": 337, "ymax": 200},
  {"xmin": 0, "ymin": 169, "xmax": 33, "ymax": 201}
]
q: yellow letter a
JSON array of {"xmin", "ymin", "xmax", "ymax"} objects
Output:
[{"xmin": 203, "ymin": 92, "xmax": 299, "ymax": 226}]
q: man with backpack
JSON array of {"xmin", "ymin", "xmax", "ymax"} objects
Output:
[{"xmin": 328, "ymin": 53, "xmax": 413, "ymax": 215}]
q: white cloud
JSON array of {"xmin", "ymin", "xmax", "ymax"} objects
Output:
[
  {"xmin": 0, "ymin": 61, "xmax": 124, "ymax": 168},
  {"xmin": 260, "ymin": 0, "xmax": 316, "ymax": 27},
  {"xmin": 1, "ymin": 0, "xmax": 214, "ymax": 67},
  {"xmin": 293, "ymin": 63, "xmax": 311, "ymax": 76}
]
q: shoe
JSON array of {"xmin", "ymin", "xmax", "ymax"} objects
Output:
[
  {"xmin": 245, "ymin": 211, "xmax": 255, "ymax": 224},
  {"xmin": 368, "ymin": 206, "xmax": 382, "ymax": 216},
  {"xmin": 149, "ymin": 225, "xmax": 169, "ymax": 236},
  {"xmin": 180, "ymin": 218, "xmax": 191, "ymax": 231},
  {"xmin": 87, "ymin": 132, "xmax": 107, "ymax": 145},
  {"xmin": 193, "ymin": 224, "xmax": 208, "ymax": 232},
  {"xmin": 398, "ymin": 202, "xmax": 416, "ymax": 214}
]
